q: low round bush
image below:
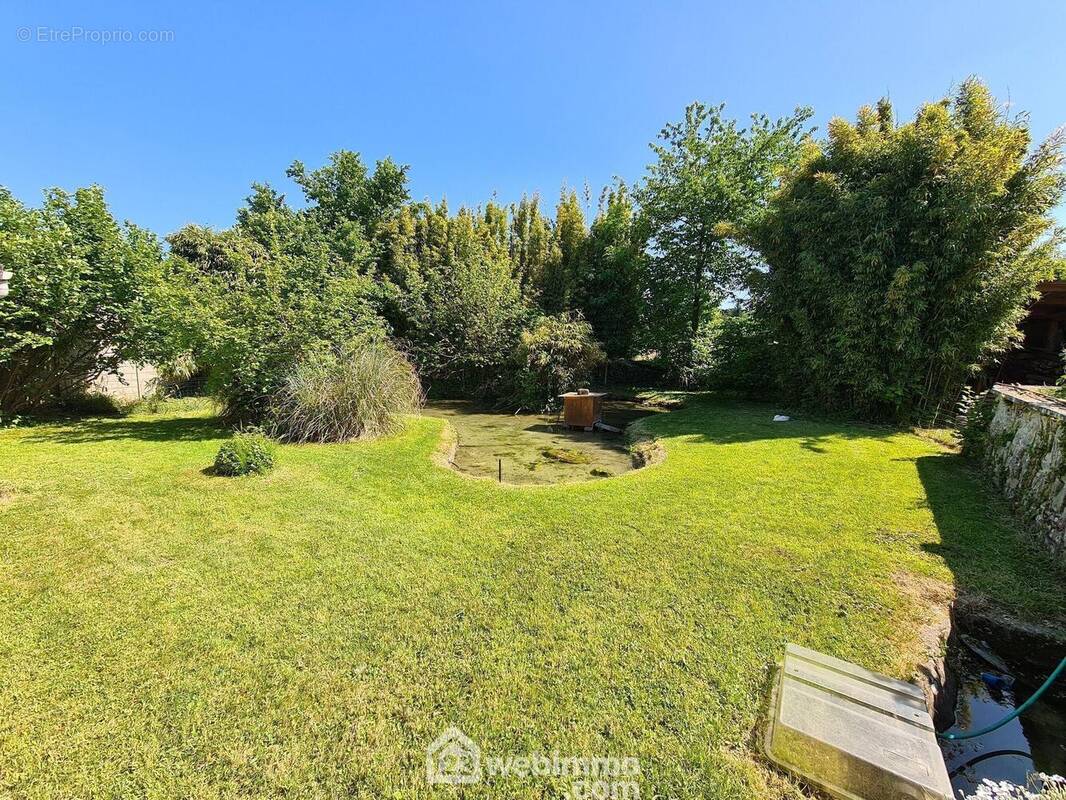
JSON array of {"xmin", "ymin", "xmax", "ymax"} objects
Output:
[
  {"xmin": 213, "ymin": 429, "xmax": 276, "ymax": 476},
  {"xmin": 271, "ymin": 339, "xmax": 423, "ymax": 443}
]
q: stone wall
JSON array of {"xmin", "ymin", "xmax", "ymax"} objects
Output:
[{"xmin": 982, "ymin": 384, "xmax": 1066, "ymax": 559}]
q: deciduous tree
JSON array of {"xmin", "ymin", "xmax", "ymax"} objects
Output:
[
  {"xmin": 636, "ymin": 102, "xmax": 812, "ymax": 372},
  {"xmin": 0, "ymin": 186, "xmax": 173, "ymax": 413}
]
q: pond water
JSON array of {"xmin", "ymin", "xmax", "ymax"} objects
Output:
[
  {"xmin": 424, "ymin": 399, "xmax": 661, "ymax": 485},
  {"xmin": 941, "ymin": 642, "xmax": 1066, "ymax": 797}
]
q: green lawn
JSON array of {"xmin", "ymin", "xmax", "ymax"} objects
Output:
[{"xmin": 0, "ymin": 397, "xmax": 1062, "ymax": 799}]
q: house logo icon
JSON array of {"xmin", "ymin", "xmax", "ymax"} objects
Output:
[{"xmin": 426, "ymin": 726, "xmax": 481, "ymax": 785}]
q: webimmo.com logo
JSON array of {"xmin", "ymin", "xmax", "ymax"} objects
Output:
[
  {"xmin": 426, "ymin": 726, "xmax": 482, "ymax": 785},
  {"xmin": 425, "ymin": 726, "xmax": 641, "ymax": 797}
]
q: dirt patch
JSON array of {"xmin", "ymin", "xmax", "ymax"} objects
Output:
[
  {"xmin": 0, "ymin": 482, "xmax": 15, "ymax": 504},
  {"xmin": 894, "ymin": 571, "xmax": 958, "ymax": 721}
]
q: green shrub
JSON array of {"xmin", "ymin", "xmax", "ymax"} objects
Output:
[
  {"xmin": 960, "ymin": 390, "xmax": 997, "ymax": 459},
  {"xmin": 0, "ymin": 186, "xmax": 178, "ymax": 416},
  {"xmin": 165, "ymin": 225, "xmax": 388, "ymax": 424},
  {"xmin": 213, "ymin": 429, "xmax": 276, "ymax": 476},
  {"xmin": 749, "ymin": 80, "xmax": 1065, "ymax": 423},
  {"xmin": 511, "ymin": 313, "xmax": 605, "ymax": 410},
  {"xmin": 680, "ymin": 311, "xmax": 776, "ymax": 392},
  {"xmin": 58, "ymin": 390, "xmax": 128, "ymax": 416},
  {"xmin": 270, "ymin": 339, "xmax": 422, "ymax": 443}
]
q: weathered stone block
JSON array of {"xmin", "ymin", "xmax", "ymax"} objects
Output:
[{"xmin": 983, "ymin": 385, "xmax": 1066, "ymax": 559}]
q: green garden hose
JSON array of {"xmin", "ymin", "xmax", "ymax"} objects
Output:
[{"xmin": 938, "ymin": 655, "xmax": 1066, "ymax": 741}]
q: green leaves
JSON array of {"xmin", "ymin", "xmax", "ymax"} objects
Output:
[
  {"xmin": 751, "ymin": 79, "xmax": 1066, "ymax": 422},
  {"xmin": 286, "ymin": 151, "xmax": 409, "ymax": 263},
  {"xmin": 636, "ymin": 101, "xmax": 813, "ymax": 374},
  {"xmin": 574, "ymin": 181, "xmax": 643, "ymax": 359},
  {"xmin": 0, "ymin": 186, "xmax": 172, "ymax": 413},
  {"xmin": 511, "ymin": 312, "xmax": 605, "ymax": 410}
]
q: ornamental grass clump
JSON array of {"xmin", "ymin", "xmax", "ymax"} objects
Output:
[{"xmin": 271, "ymin": 339, "xmax": 423, "ymax": 443}]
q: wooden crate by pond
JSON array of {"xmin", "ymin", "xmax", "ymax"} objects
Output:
[{"xmin": 558, "ymin": 391, "xmax": 606, "ymax": 430}]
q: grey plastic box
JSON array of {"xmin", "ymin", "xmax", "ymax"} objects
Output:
[{"xmin": 764, "ymin": 643, "xmax": 952, "ymax": 800}]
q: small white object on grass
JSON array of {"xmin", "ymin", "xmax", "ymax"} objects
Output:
[{"xmin": 772, "ymin": 414, "xmax": 791, "ymax": 422}]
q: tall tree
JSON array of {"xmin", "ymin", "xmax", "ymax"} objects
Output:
[
  {"xmin": 509, "ymin": 195, "xmax": 558, "ymax": 301},
  {"xmin": 636, "ymin": 102, "xmax": 812, "ymax": 371},
  {"xmin": 540, "ymin": 189, "xmax": 586, "ymax": 314},
  {"xmin": 750, "ymin": 79, "xmax": 1065, "ymax": 422},
  {"xmin": 574, "ymin": 181, "xmax": 644, "ymax": 358},
  {"xmin": 286, "ymin": 151, "xmax": 409, "ymax": 263}
]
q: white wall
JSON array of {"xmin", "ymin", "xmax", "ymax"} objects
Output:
[{"xmin": 91, "ymin": 362, "xmax": 159, "ymax": 400}]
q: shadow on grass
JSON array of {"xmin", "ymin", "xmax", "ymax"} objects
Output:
[
  {"xmin": 916, "ymin": 452, "xmax": 1066, "ymax": 623},
  {"xmin": 24, "ymin": 415, "xmax": 225, "ymax": 445},
  {"xmin": 650, "ymin": 395, "xmax": 902, "ymax": 451}
]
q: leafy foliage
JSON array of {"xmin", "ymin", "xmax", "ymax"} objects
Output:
[
  {"xmin": 57, "ymin": 390, "xmax": 129, "ymax": 417},
  {"xmin": 0, "ymin": 186, "xmax": 172, "ymax": 414},
  {"xmin": 161, "ymin": 153, "xmax": 410, "ymax": 422},
  {"xmin": 167, "ymin": 223, "xmax": 386, "ymax": 422},
  {"xmin": 750, "ymin": 80, "xmax": 1066, "ymax": 422},
  {"xmin": 959, "ymin": 390, "xmax": 997, "ymax": 459},
  {"xmin": 509, "ymin": 194, "xmax": 560, "ymax": 303},
  {"xmin": 540, "ymin": 189, "xmax": 586, "ymax": 313},
  {"xmin": 510, "ymin": 312, "xmax": 605, "ymax": 410},
  {"xmin": 286, "ymin": 151, "xmax": 409, "ymax": 263},
  {"xmin": 271, "ymin": 339, "xmax": 423, "ymax": 443},
  {"xmin": 379, "ymin": 201, "xmax": 530, "ymax": 396},
  {"xmin": 573, "ymin": 182, "xmax": 644, "ymax": 359},
  {"xmin": 11, "ymin": 81, "xmax": 1056, "ymax": 425},
  {"xmin": 213, "ymin": 428, "xmax": 276, "ymax": 476},
  {"xmin": 680, "ymin": 310, "xmax": 776, "ymax": 391},
  {"xmin": 636, "ymin": 102, "xmax": 812, "ymax": 374}
]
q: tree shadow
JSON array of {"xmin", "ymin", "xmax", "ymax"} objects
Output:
[
  {"xmin": 915, "ymin": 453, "xmax": 1066, "ymax": 628},
  {"xmin": 648, "ymin": 396, "xmax": 902, "ymax": 449},
  {"xmin": 23, "ymin": 416, "xmax": 225, "ymax": 445}
]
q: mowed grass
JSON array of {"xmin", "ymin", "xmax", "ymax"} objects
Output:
[{"xmin": 0, "ymin": 397, "xmax": 1062, "ymax": 799}]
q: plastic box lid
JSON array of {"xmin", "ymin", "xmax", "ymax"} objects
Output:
[{"xmin": 764, "ymin": 643, "xmax": 952, "ymax": 800}]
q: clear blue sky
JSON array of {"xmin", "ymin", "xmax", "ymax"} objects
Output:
[{"xmin": 3, "ymin": 0, "xmax": 1065, "ymax": 236}]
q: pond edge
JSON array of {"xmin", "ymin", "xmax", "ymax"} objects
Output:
[{"xmin": 429, "ymin": 415, "xmax": 667, "ymax": 486}]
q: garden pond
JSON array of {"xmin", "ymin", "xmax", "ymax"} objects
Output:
[{"xmin": 424, "ymin": 397, "xmax": 665, "ymax": 485}]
